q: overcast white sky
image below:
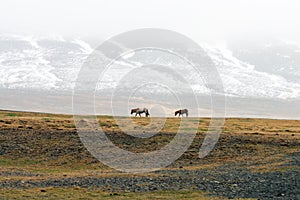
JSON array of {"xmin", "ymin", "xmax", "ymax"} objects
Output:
[{"xmin": 0, "ymin": 0, "xmax": 300, "ymax": 44}]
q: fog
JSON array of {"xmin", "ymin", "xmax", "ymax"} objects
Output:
[{"xmin": 1, "ymin": 0, "xmax": 300, "ymax": 45}]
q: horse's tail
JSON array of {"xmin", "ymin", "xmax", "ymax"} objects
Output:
[{"xmin": 145, "ymin": 109, "xmax": 150, "ymax": 117}]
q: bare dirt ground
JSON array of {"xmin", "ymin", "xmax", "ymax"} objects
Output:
[{"xmin": 0, "ymin": 110, "xmax": 299, "ymax": 199}]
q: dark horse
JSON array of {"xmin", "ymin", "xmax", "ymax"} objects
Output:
[
  {"xmin": 131, "ymin": 108, "xmax": 150, "ymax": 117},
  {"xmin": 175, "ymin": 109, "xmax": 188, "ymax": 117}
]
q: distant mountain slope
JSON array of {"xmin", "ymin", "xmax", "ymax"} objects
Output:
[
  {"xmin": 0, "ymin": 35, "xmax": 299, "ymax": 100},
  {"xmin": 228, "ymin": 39, "xmax": 300, "ymax": 83}
]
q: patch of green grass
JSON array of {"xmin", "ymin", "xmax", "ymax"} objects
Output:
[
  {"xmin": 42, "ymin": 117, "xmax": 52, "ymax": 122},
  {"xmin": 64, "ymin": 124, "xmax": 76, "ymax": 128},
  {"xmin": 5, "ymin": 113, "xmax": 21, "ymax": 117},
  {"xmin": 0, "ymin": 188, "xmax": 227, "ymax": 200},
  {"xmin": 98, "ymin": 115, "xmax": 114, "ymax": 119},
  {"xmin": 189, "ymin": 119, "xmax": 202, "ymax": 123},
  {"xmin": 241, "ymin": 118, "xmax": 253, "ymax": 122},
  {"xmin": 180, "ymin": 127, "xmax": 198, "ymax": 132},
  {"xmin": 0, "ymin": 158, "xmax": 40, "ymax": 166}
]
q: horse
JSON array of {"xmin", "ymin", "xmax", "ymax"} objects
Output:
[
  {"xmin": 175, "ymin": 109, "xmax": 188, "ymax": 117},
  {"xmin": 130, "ymin": 108, "xmax": 150, "ymax": 117}
]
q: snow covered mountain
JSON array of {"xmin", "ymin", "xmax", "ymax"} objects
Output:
[
  {"xmin": 228, "ymin": 39, "xmax": 300, "ymax": 83},
  {"xmin": 0, "ymin": 34, "xmax": 299, "ymax": 101},
  {"xmin": 0, "ymin": 35, "xmax": 91, "ymax": 90},
  {"xmin": 205, "ymin": 46, "xmax": 300, "ymax": 100}
]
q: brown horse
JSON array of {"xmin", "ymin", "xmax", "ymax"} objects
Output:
[
  {"xmin": 175, "ymin": 109, "xmax": 188, "ymax": 117},
  {"xmin": 131, "ymin": 108, "xmax": 150, "ymax": 117}
]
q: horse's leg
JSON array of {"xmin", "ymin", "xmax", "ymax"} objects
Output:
[{"xmin": 135, "ymin": 113, "xmax": 138, "ymax": 117}]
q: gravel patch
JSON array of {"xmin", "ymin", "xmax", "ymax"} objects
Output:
[{"xmin": 1, "ymin": 166, "xmax": 299, "ymax": 200}]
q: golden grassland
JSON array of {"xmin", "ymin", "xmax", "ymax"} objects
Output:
[{"xmin": 0, "ymin": 110, "xmax": 299, "ymax": 199}]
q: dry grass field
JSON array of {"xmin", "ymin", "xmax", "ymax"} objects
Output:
[{"xmin": 0, "ymin": 110, "xmax": 299, "ymax": 199}]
